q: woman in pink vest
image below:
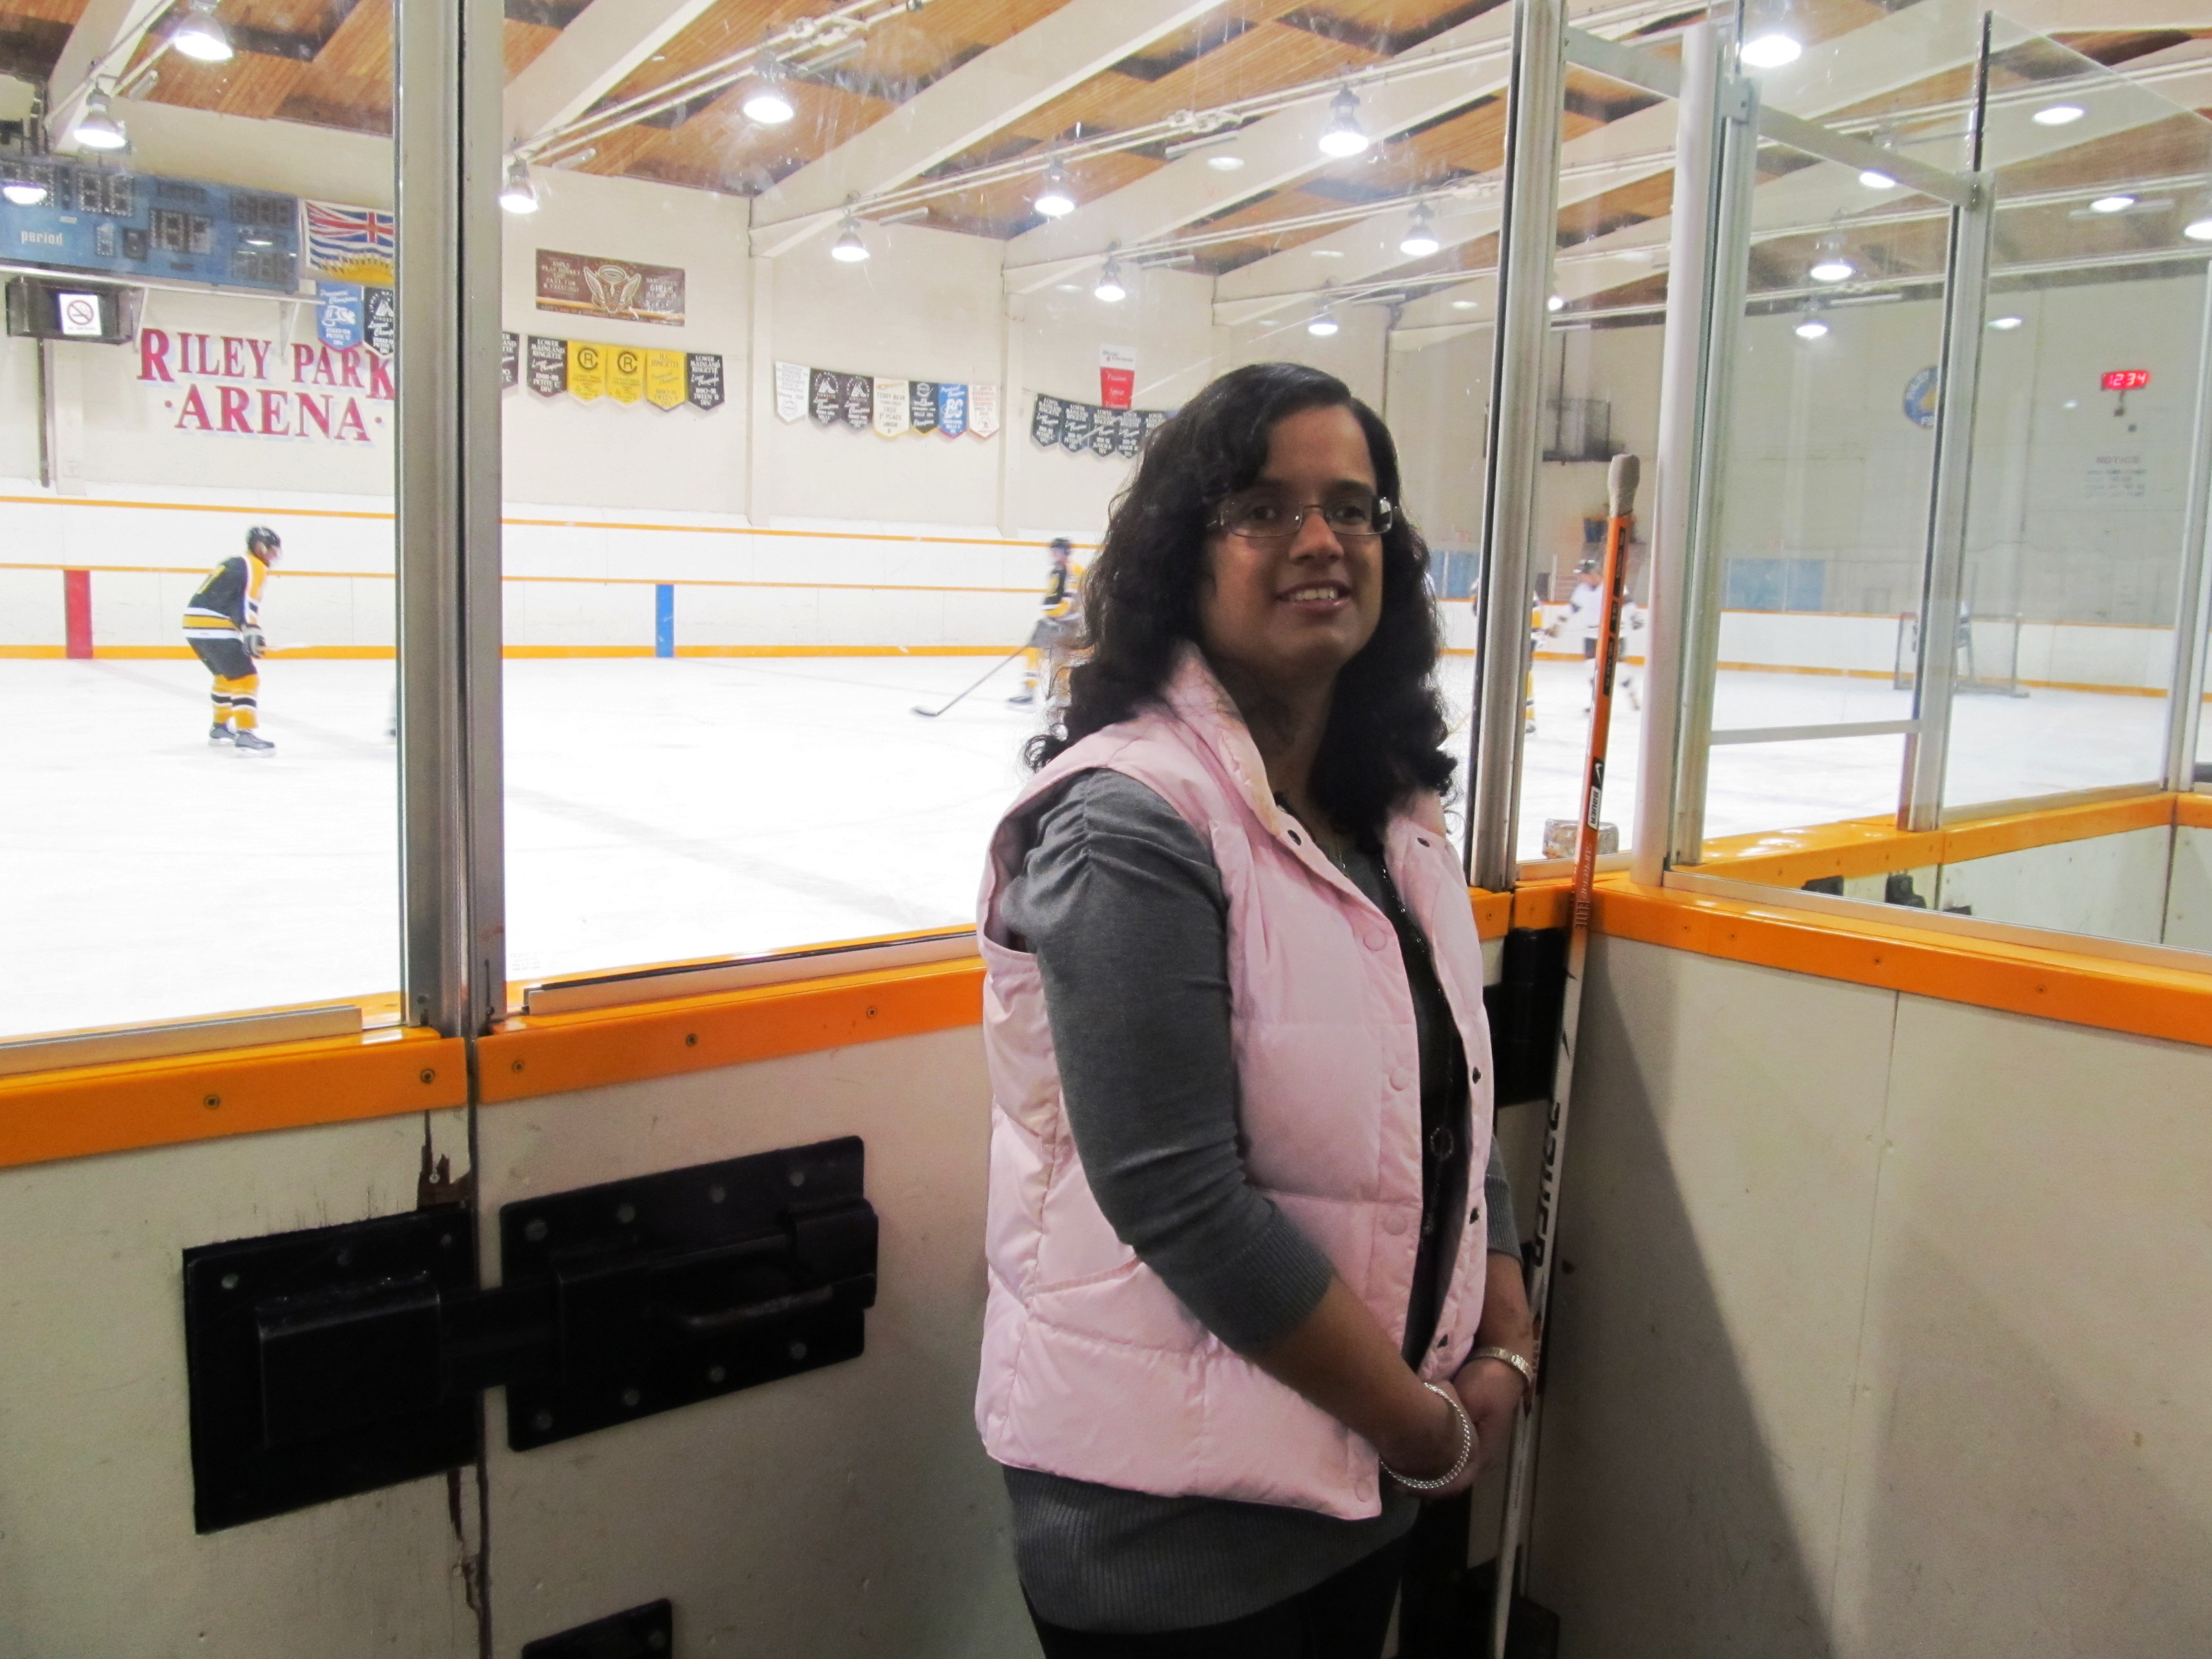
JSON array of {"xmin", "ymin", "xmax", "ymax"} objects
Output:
[{"xmin": 978, "ymin": 362, "xmax": 1536, "ymax": 1654}]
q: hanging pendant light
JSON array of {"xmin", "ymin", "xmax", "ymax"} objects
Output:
[
  {"xmin": 72, "ymin": 89, "xmax": 128, "ymax": 152},
  {"xmin": 1306, "ymin": 306, "xmax": 1340, "ymax": 338},
  {"xmin": 1033, "ymin": 157, "xmax": 1076, "ymax": 218},
  {"xmin": 1808, "ymin": 233, "xmax": 1854, "ymax": 283},
  {"xmin": 171, "ymin": 0, "xmax": 234, "ymax": 64},
  {"xmin": 498, "ymin": 155, "xmax": 540, "ymax": 214},
  {"xmin": 1793, "ymin": 302, "xmax": 1830, "ymax": 340},
  {"xmin": 742, "ymin": 52, "xmax": 795, "ymax": 126},
  {"xmin": 1399, "ymin": 202, "xmax": 1440, "ymax": 258},
  {"xmin": 1093, "ymin": 255, "xmax": 1127, "ymax": 304},
  {"xmin": 1318, "ymin": 87, "xmax": 1369, "ymax": 159},
  {"xmin": 831, "ymin": 212, "xmax": 870, "ymax": 263}
]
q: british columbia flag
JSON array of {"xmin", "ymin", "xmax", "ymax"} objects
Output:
[{"xmin": 301, "ymin": 199, "xmax": 395, "ymax": 284}]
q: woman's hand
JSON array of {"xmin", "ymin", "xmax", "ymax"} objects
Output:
[{"xmin": 1453, "ymin": 1358, "xmax": 1527, "ymax": 1479}]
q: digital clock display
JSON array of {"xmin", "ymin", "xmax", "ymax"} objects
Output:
[{"xmin": 2101, "ymin": 369, "xmax": 2151, "ymax": 391}]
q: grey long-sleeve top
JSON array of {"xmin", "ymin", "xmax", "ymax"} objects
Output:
[{"xmin": 995, "ymin": 768, "xmax": 1517, "ymax": 1634}]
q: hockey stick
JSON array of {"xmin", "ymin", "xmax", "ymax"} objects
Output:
[
  {"xmin": 911, "ymin": 645, "xmax": 1029, "ymax": 718},
  {"xmin": 1488, "ymin": 450, "xmax": 1640, "ymax": 1659}
]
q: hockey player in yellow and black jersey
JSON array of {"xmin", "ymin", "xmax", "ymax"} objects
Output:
[
  {"xmin": 184, "ymin": 526, "xmax": 280, "ymax": 753},
  {"xmin": 1009, "ymin": 536, "xmax": 1081, "ymax": 709}
]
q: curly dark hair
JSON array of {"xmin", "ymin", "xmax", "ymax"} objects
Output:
[{"xmin": 1030, "ymin": 361, "xmax": 1455, "ymax": 834}]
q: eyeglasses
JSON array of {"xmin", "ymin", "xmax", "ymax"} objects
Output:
[{"xmin": 1212, "ymin": 489, "xmax": 1395, "ymax": 545}]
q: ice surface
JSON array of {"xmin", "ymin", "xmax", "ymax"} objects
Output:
[{"xmin": 0, "ymin": 655, "xmax": 2177, "ymax": 1040}]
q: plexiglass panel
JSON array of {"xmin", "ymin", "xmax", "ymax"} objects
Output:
[
  {"xmin": 492, "ymin": 6, "xmax": 1505, "ymax": 988},
  {"xmin": 1, "ymin": 18, "xmax": 398, "ymax": 1038},
  {"xmin": 1946, "ymin": 22, "xmax": 2212, "ymax": 811}
]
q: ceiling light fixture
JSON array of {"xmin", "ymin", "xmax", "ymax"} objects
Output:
[
  {"xmin": 1740, "ymin": 31, "xmax": 1802, "ymax": 69},
  {"xmin": 171, "ymin": 0, "xmax": 234, "ymax": 64},
  {"xmin": 1318, "ymin": 87, "xmax": 1369, "ymax": 159},
  {"xmin": 72, "ymin": 89, "xmax": 127, "ymax": 152},
  {"xmin": 1207, "ymin": 153, "xmax": 1245, "ymax": 172},
  {"xmin": 1307, "ymin": 306, "xmax": 1339, "ymax": 338},
  {"xmin": 1809, "ymin": 235, "xmax": 1854, "ymax": 281},
  {"xmin": 1546, "ymin": 294, "xmax": 1564, "ymax": 312},
  {"xmin": 2089, "ymin": 194, "xmax": 2136, "ymax": 214},
  {"xmin": 2032, "ymin": 103, "xmax": 2085, "ymax": 127},
  {"xmin": 2185, "ymin": 204, "xmax": 2212, "ymax": 242},
  {"xmin": 1987, "ymin": 314, "xmax": 2024, "ymax": 330},
  {"xmin": 1033, "ymin": 157, "xmax": 1076, "ymax": 218},
  {"xmin": 1794, "ymin": 306, "xmax": 1830, "ymax": 340},
  {"xmin": 831, "ymin": 212, "xmax": 870, "ymax": 263},
  {"xmin": 1094, "ymin": 255, "xmax": 1126, "ymax": 304},
  {"xmin": 1859, "ymin": 168, "xmax": 1896, "ymax": 190},
  {"xmin": 498, "ymin": 155, "xmax": 540, "ymax": 214},
  {"xmin": 742, "ymin": 52, "xmax": 796, "ymax": 126},
  {"xmin": 1451, "ymin": 299, "xmax": 1480, "ymax": 310},
  {"xmin": 1399, "ymin": 202, "xmax": 1440, "ymax": 258}
]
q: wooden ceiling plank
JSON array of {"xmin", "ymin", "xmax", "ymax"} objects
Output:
[{"xmin": 750, "ymin": 0, "xmax": 1230, "ymax": 257}]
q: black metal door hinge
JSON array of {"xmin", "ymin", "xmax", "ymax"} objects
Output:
[{"xmin": 184, "ymin": 1136, "xmax": 875, "ymax": 1531}]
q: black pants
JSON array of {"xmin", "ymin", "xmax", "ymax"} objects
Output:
[{"xmin": 1025, "ymin": 1536, "xmax": 1411, "ymax": 1659}]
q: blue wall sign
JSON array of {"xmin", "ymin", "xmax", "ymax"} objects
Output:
[
  {"xmin": 317, "ymin": 282, "xmax": 362, "ymax": 349},
  {"xmin": 1903, "ymin": 365, "xmax": 1940, "ymax": 430},
  {"xmin": 0, "ymin": 159, "xmax": 299, "ymax": 294}
]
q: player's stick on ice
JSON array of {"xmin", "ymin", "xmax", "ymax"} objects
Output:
[
  {"xmin": 1489, "ymin": 450, "xmax": 1639, "ymax": 1659},
  {"xmin": 912, "ymin": 645, "xmax": 1030, "ymax": 718}
]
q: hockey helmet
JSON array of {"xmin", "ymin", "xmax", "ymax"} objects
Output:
[{"xmin": 246, "ymin": 524, "xmax": 283, "ymax": 554}]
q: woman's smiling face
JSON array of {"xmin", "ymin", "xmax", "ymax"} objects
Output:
[{"xmin": 1197, "ymin": 403, "xmax": 1385, "ymax": 699}]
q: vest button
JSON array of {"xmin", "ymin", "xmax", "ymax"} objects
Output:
[
  {"xmin": 1383, "ymin": 1212, "xmax": 1409, "ymax": 1236},
  {"xmin": 1364, "ymin": 932, "xmax": 1389, "ymax": 951},
  {"xmin": 1389, "ymin": 1068, "xmax": 1411, "ymax": 1091}
]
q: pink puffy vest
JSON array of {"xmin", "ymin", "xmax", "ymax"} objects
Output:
[{"xmin": 974, "ymin": 646, "xmax": 1498, "ymax": 1520}]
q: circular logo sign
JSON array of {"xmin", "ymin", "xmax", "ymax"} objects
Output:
[{"xmin": 1903, "ymin": 365, "xmax": 1939, "ymax": 429}]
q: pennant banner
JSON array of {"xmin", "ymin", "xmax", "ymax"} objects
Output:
[
  {"xmin": 872, "ymin": 376, "xmax": 910, "ymax": 438},
  {"xmin": 775, "ymin": 360, "xmax": 809, "ymax": 424},
  {"xmin": 938, "ymin": 382, "xmax": 968, "ymax": 438},
  {"xmin": 363, "ymin": 285, "xmax": 395, "ymax": 360},
  {"xmin": 317, "ymin": 282, "xmax": 362, "ymax": 351},
  {"xmin": 1031, "ymin": 392, "xmax": 1172, "ymax": 461},
  {"xmin": 1099, "ymin": 343, "xmax": 1136, "ymax": 409},
  {"xmin": 910, "ymin": 379, "xmax": 940, "ymax": 435},
  {"xmin": 645, "ymin": 348, "xmax": 685, "ymax": 410},
  {"xmin": 971, "ymin": 383, "xmax": 1001, "ymax": 439},
  {"xmin": 501, "ymin": 331, "xmax": 520, "ymax": 391},
  {"xmin": 523, "ymin": 335, "xmax": 724, "ymax": 413}
]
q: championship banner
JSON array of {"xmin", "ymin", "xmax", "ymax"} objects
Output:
[
  {"xmin": 686, "ymin": 353, "xmax": 724, "ymax": 411},
  {"xmin": 606, "ymin": 345, "xmax": 646, "ymax": 406},
  {"xmin": 527, "ymin": 336, "xmax": 568, "ymax": 397},
  {"xmin": 1031, "ymin": 392, "xmax": 1173, "ymax": 460},
  {"xmin": 363, "ymin": 285, "xmax": 395, "ymax": 360},
  {"xmin": 938, "ymin": 382, "xmax": 968, "ymax": 438},
  {"xmin": 872, "ymin": 377, "xmax": 910, "ymax": 437},
  {"xmin": 645, "ymin": 349, "xmax": 685, "ymax": 410},
  {"xmin": 775, "ymin": 361, "xmax": 809, "ymax": 423},
  {"xmin": 317, "ymin": 282, "xmax": 362, "ymax": 350},
  {"xmin": 1099, "ymin": 344, "xmax": 1136, "ymax": 409},
  {"xmin": 970, "ymin": 383, "xmax": 1001, "ymax": 439},
  {"xmin": 840, "ymin": 373, "xmax": 873, "ymax": 431},
  {"xmin": 302, "ymin": 200, "xmax": 395, "ymax": 286},
  {"xmin": 501, "ymin": 332, "xmax": 520, "ymax": 391},
  {"xmin": 910, "ymin": 380, "xmax": 940, "ymax": 434},
  {"xmin": 567, "ymin": 341, "xmax": 607, "ymax": 401},
  {"xmin": 809, "ymin": 367, "xmax": 844, "ymax": 427}
]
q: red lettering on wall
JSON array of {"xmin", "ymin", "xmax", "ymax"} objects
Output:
[
  {"xmin": 259, "ymin": 389, "xmax": 290, "ymax": 436},
  {"xmin": 291, "ymin": 344, "xmax": 316, "ymax": 383},
  {"xmin": 138, "ymin": 328, "xmax": 173, "ymax": 383},
  {"xmin": 338, "ymin": 349, "xmax": 364, "ymax": 391},
  {"xmin": 175, "ymin": 385, "xmax": 212, "ymax": 431},
  {"xmin": 335, "ymin": 398, "xmax": 369, "ymax": 444},
  {"xmin": 368, "ymin": 354, "xmax": 394, "ymax": 401},
  {"xmin": 247, "ymin": 340, "xmax": 272, "ymax": 380},
  {"xmin": 296, "ymin": 393, "xmax": 333, "ymax": 438},
  {"xmin": 218, "ymin": 386, "xmax": 253, "ymax": 432},
  {"xmin": 222, "ymin": 337, "xmax": 246, "ymax": 379}
]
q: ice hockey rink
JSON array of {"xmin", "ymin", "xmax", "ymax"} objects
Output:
[{"xmin": 3, "ymin": 651, "xmax": 2173, "ymax": 1039}]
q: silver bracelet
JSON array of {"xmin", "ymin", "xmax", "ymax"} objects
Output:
[
  {"xmin": 1473, "ymin": 1344, "xmax": 1537, "ymax": 1397},
  {"xmin": 1380, "ymin": 1381, "xmax": 1474, "ymax": 1492}
]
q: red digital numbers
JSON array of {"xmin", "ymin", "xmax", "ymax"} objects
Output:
[{"xmin": 2101, "ymin": 369, "xmax": 2151, "ymax": 391}]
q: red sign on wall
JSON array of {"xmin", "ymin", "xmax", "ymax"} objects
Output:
[{"xmin": 2101, "ymin": 369, "xmax": 2151, "ymax": 391}]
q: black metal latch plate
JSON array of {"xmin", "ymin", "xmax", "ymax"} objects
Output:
[{"xmin": 182, "ymin": 1136, "xmax": 875, "ymax": 1531}]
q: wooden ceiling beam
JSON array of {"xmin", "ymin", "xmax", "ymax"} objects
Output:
[
  {"xmin": 503, "ymin": 0, "xmax": 722, "ymax": 147},
  {"xmin": 1000, "ymin": 0, "xmax": 1519, "ymax": 297},
  {"xmin": 748, "ymin": 0, "xmax": 1228, "ymax": 258}
]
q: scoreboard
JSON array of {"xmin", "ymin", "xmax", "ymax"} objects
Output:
[{"xmin": 0, "ymin": 159, "xmax": 299, "ymax": 294}]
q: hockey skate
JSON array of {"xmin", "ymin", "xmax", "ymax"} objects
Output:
[
  {"xmin": 233, "ymin": 729, "xmax": 275, "ymax": 754},
  {"xmin": 208, "ymin": 724, "xmax": 233, "ymax": 745}
]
